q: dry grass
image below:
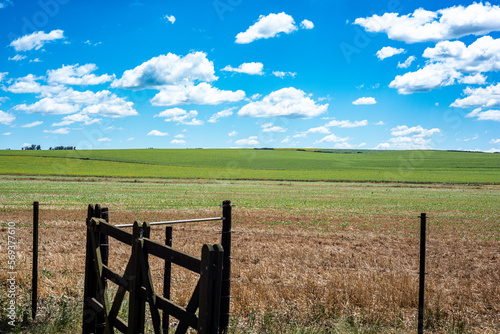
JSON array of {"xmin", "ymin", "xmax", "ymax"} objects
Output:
[{"xmin": 1, "ymin": 204, "xmax": 499, "ymax": 333}]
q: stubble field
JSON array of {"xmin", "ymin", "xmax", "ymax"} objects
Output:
[{"xmin": 1, "ymin": 176, "xmax": 499, "ymax": 333}]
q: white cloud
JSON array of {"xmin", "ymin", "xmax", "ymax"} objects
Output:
[
  {"xmin": 235, "ymin": 136, "xmax": 260, "ymax": 146},
  {"xmin": 272, "ymin": 71, "xmax": 296, "ymax": 78},
  {"xmin": 315, "ymin": 133, "xmax": 350, "ymax": 144},
  {"xmin": 155, "ymin": 107, "xmax": 203, "ymax": 125},
  {"xmin": 423, "ymin": 36, "xmax": 500, "ymax": 73},
  {"xmin": 326, "ymin": 119, "xmax": 368, "ymax": 128},
  {"xmin": 21, "ymin": 121, "xmax": 43, "ymax": 128},
  {"xmin": 0, "ymin": 72, "xmax": 7, "ymax": 82},
  {"xmin": 490, "ymin": 139, "xmax": 500, "ymax": 144},
  {"xmin": 375, "ymin": 136, "xmax": 434, "ymax": 150},
  {"xmin": 222, "ymin": 62, "xmax": 263, "ymax": 75},
  {"xmin": 261, "ymin": 123, "xmax": 286, "ymax": 132},
  {"xmin": 375, "ymin": 121, "xmax": 385, "ymax": 125},
  {"xmin": 112, "ymin": 52, "xmax": 217, "ymax": 89},
  {"xmin": 397, "ymin": 55, "xmax": 416, "ymax": 69},
  {"xmin": 97, "ymin": 137, "xmax": 112, "ymax": 142},
  {"xmin": 171, "ymin": 139, "xmax": 186, "ymax": 145},
  {"xmin": 228, "ymin": 131, "xmax": 238, "ymax": 137},
  {"xmin": 10, "ymin": 29, "xmax": 64, "ymax": 51},
  {"xmin": 47, "ymin": 64, "xmax": 115, "ymax": 85},
  {"xmin": 352, "ymin": 97, "xmax": 377, "ymax": 105},
  {"xmin": 80, "ymin": 93, "xmax": 138, "ymax": 118},
  {"xmin": 52, "ymin": 113, "xmax": 100, "ymax": 126},
  {"xmin": 390, "ymin": 125, "xmax": 440, "ymax": 137},
  {"xmin": 208, "ymin": 107, "xmax": 235, "ymax": 123},
  {"xmin": 236, "ymin": 12, "xmax": 298, "ymax": 44},
  {"xmin": 147, "ymin": 130, "xmax": 168, "ymax": 136},
  {"xmin": 165, "ymin": 15, "xmax": 176, "ymax": 24},
  {"xmin": 465, "ymin": 108, "xmax": 500, "ymax": 122},
  {"xmin": 451, "ymin": 83, "xmax": 500, "ymax": 108},
  {"xmin": 458, "ymin": 74, "xmax": 487, "ymax": 85},
  {"xmin": 306, "ymin": 126, "xmax": 330, "ymax": 134},
  {"xmin": 376, "ymin": 125, "xmax": 441, "ymax": 149},
  {"xmin": 151, "ymin": 83, "xmax": 245, "ymax": 106},
  {"xmin": 238, "ymin": 87, "xmax": 328, "ymax": 118},
  {"xmin": 300, "ymin": 19, "xmax": 314, "ymax": 30},
  {"xmin": 0, "ymin": 110, "xmax": 15, "ymax": 125},
  {"xmin": 376, "ymin": 46, "xmax": 405, "ymax": 60},
  {"xmin": 9, "ymin": 54, "xmax": 26, "ymax": 61},
  {"xmin": 174, "ymin": 134, "xmax": 185, "ymax": 138},
  {"xmin": 15, "ymin": 98, "xmax": 79, "ymax": 115},
  {"xmin": 44, "ymin": 127, "xmax": 70, "ymax": 135},
  {"xmin": 389, "ymin": 63, "xmax": 461, "ymax": 94},
  {"xmin": 355, "ymin": 3, "xmax": 500, "ymax": 43},
  {"xmin": 30, "ymin": 58, "xmax": 42, "ymax": 63},
  {"xmin": 3, "ymin": 132, "xmax": 12, "ymax": 136}
]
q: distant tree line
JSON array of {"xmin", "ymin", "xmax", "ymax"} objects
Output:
[
  {"xmin": 22, "ymin": 144, "xmax": 41, "ymax": 150},
  {"xmin": 49, "ymin": 146, "xmax": 76, "ymax": 150}
]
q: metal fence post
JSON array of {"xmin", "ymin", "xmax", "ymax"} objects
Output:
[
  {"xmin": 31, "ymin": 201, "xmax": 39, "ymax": 320},
  {"xmin": 418, "ymin": 213, "xmax": 427, "ymax": 334},
  {"xmin": 219, "ymin": 200, "xmax": 232, "ymax": 333}
]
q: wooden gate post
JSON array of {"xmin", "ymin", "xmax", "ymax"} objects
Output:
[
  {"xmin": 128, "ymin": 221, "xmax": 146, "ymax": 334},
  {"xmin": 219, "ymin": 200, "xmax": 232, "ymax": 333},
  {"xmin": 83, "ymin": 205, "xmax": 98, "ymax": 334},
  {"xmin": 199, "ymin": 244, "xmax": 224, "ymax": 334},
  {"xmin": 163, "ymin": 226, "xmax": 172, "ymax": 334}
]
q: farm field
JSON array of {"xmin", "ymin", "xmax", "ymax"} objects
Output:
[
  {"xmin": 1, "ymin": 148, "xmax": 500, "ymax": 183},
  {"xmin": 0, "ymin": 175, "xmax": 499, "ymax": 333}
]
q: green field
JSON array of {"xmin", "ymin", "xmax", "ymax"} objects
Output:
[{"xmin": 0, "ymin": 148, "xmax": 499, "ymax": 183}]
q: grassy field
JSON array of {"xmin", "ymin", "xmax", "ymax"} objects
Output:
[
  {"xmin": 1, "ymin": 148, "xmax": 500, "ymax": 183},
  {"xmin": 0, "ymin": 149, "xmax": 499, "ymax": 332}
]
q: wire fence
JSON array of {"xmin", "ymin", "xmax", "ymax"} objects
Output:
[{"xmin": 1, "ymin": 202, "xmax": 499, "ymax": 333}]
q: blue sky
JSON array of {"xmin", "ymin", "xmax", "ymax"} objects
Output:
[{"xmin": 1, "ymin": 0, "xmax": 499, "ymax": 151}]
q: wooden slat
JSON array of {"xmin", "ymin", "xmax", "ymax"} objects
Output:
[
  {"xmin": 143, "ymin": 238, "xmax": 201, "ymax": 274},
  {"xmin": 102, "ymin": 265, "xmax": 130, "ymax": 291},
  {"xmin": 147, "ymin": 290, "xmax": 199, "ymax": 330},
  {"xmin": 91, "ymin": 218, "xmax": 133, "ymax": 246}
]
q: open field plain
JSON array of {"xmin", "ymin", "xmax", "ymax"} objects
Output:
[{"xmin": 0, "ymin": 149, "xmax": 499, "ymax": 333}]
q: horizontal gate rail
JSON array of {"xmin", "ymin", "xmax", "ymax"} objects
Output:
[{"xmin": 115, "ymin": 216, "xmax": 224, "ymax": 228}]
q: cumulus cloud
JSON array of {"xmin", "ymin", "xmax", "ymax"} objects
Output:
[
  {"xmin": 10, "ymin": 30, "xmax": 64, "ymax": 51},
  {"xmin": 8, "ymin": 54, "xmax": 27, "ymax": 61},
  {"xmin": 465, "ymin": 108, "xmax": 500, "ymax": 122},
  {"xmin": 0, "ymin": 110, "xmax": 15, "ymax": 125},
  {"xmin": 326, "ymin": 119, "xmax": 368, "ymax": 128},
  {"xmin": 44, "ymin": 127, "xmax": 70, "ymax": 135},
  {"xmin": 352, "ymin": 97, "xmax": 376, "ymax": 105},
  {"xmin": 150, "ymin": 83, "xmax": 245, "ymax": 106},
  {"xmin": 228, "ymin": 131, "xmax": 238, "ymax": 137},
  {"xmin": 397, "ymin": 55, "xmax": 416, "ymax": 69},
  {"xmin": 490, "ymin": 139, "xmax": 500, "ymax": 144},
  {"xmin": 155, "ymin": 107, "xmax": 203, "ymax": 125},
  {"xmin": 112, "ymin": 52, "xmax": 217, "ymax": 89},
  {"xmin": 208, "ymin": 107, "xmax": 235, "ymax": 123},
  {"xmin": 300, "ymin": 19, "xmax": 314, "ymax": 29},
  {"xmin": 47, "ymin": 64, "xmax": 115, "ymax": 85},
  {"xmin": 272, "ymin": 71, "xmax": 296, "ymax": 78},
  {"xmin": 52, "ymin": 113, "xmax": 100, "ymax": 126},
  {"xmin": 238, "ymin": 87, "xmax": 328, "ymax": 118},
  {"xmin": 375, "ymin": 125, "xmax": 441, "ymax": 149},
  {"xmin": 147, "ymin": 130, "xmax": 168, "ymax": 136},
  {"xmin": 423, "ymin": 36, "xmax": 500, "ymax": 73},
  {"xmin": 451, "ymin": 83, "xmax": 500, "ymax": 108},
  {"xmin": 164, "ymin": 15, "xmax": 175, "ymax": 24},
  {"xmin": 222, "ymin": 62, "xmax": 263, "ymax": 75},
  {"xmin": 171, "ymin": 139, "xmax": 186, "ymax": 145},
  {"xmin": 458, "ymin": 74, "xmax": 487, "ymax": 85},
  {"xmin": 389, "ymin": 63, "xmax": 461, "ymax": 94},
  {"xmin": 355, "ymin": 3, "xmax": 500, "ymax": 43},
  {"xmin": 235, "ymin": 136, "xmax": 260, "ymax": 146},
  {"xmin": 314, "ymin": 133, "xmax": 350, "ymax": 144},
  {"xmin": 261, "ymin": 123, "xmax": 286, "ymax": 132},
  {"xmin": 235, "ymin": 12, "xmax": 298, "ymax": 44},
  {"xmin": 15, "ymin": 98, "xmax": 79, "ymax": 115},
  {"xmin": 390, "ymin": 125, "xmax": 440, "ymax": 137},
  {"xmin": 376, "ymin": 46, "xmax": 405, "ymax": 60}
]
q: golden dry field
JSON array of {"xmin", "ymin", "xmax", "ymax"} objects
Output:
[{"xmin": 1, "ymin": 177, "xmax": 499, "ymax": 333}]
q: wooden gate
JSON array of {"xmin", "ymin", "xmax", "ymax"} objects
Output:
[{"xmin": 82, "ymin": 204, "xmax": 226, "ymax": 334}]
